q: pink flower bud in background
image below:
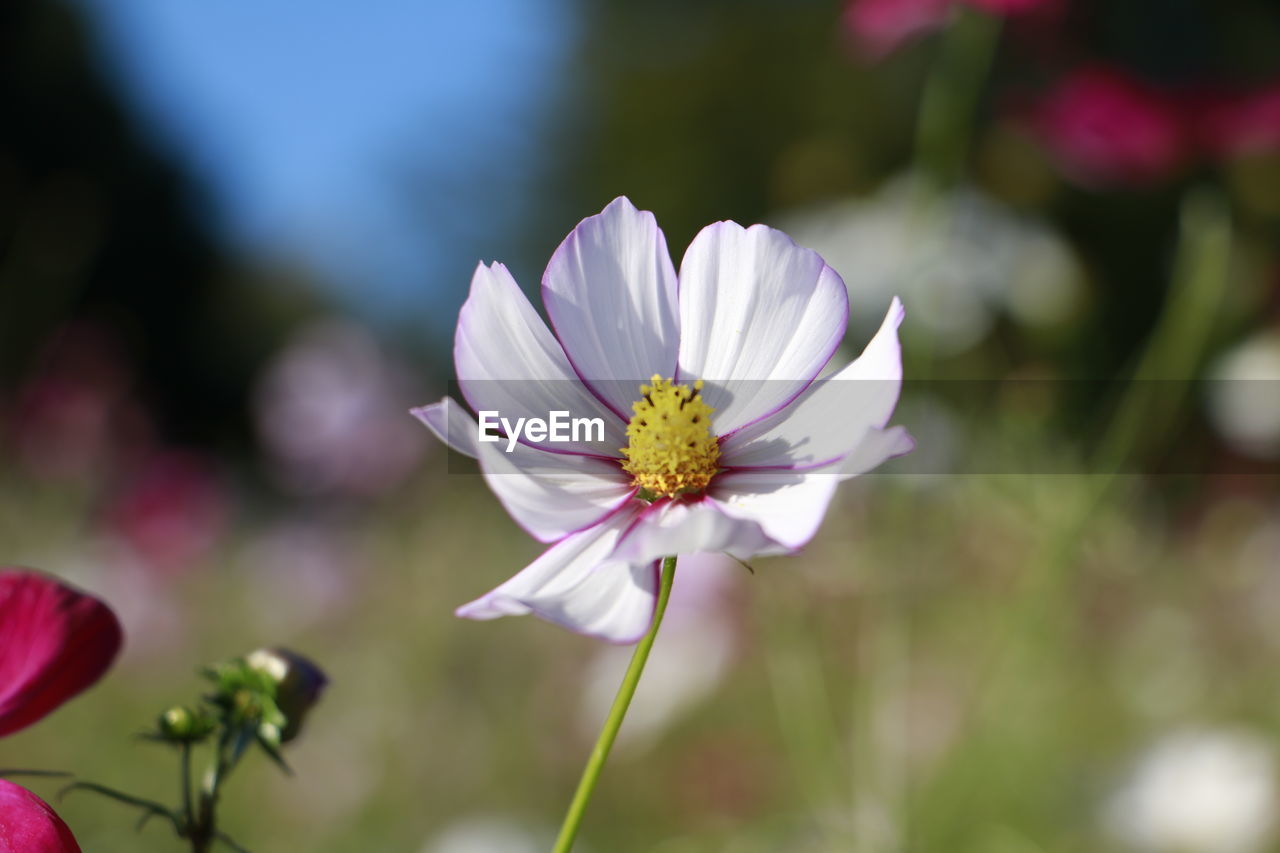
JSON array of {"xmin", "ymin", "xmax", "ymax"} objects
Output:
[
  {"xmin": 0, "ymin": 569, "xmax": 123, "ymax": 737},
  {"xmin": 1025, "ymin": 66, "xmax": 1188, "ymax": 187},
  {"xmin": 0, "ymin": 781, "xmax": 81, "ymax": 853}
]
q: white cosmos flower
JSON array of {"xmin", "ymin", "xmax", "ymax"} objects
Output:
[
  {"xmin": 412, "ymin": 197, "xmax": 912, "ymax": 642},
  {"xmin": 1104, "ymin": 728, "xmax": 1278, "ymax": 853}
]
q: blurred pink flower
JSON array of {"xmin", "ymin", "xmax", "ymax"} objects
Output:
[
  {"xmin": 0, "ymin": 780, "xmax": 81, "ymax": 853},
  {"xmin": 1197, "ymin": 82, "xmax": 1280, "ymax": 159},
  {"xmin": 255, "ymin": 321, "xmax": 426, "ymax": 499},
  {"xmin": 100, "ymin": 450, "xmax": 228, "ymax": 574},
  {"xmin": 1026, "ymin": 67, "xmax": 1188, "ymax": 187}
]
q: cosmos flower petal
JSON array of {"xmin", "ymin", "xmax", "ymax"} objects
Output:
[
  {"xmin": 411, "ymin": 399, "xmax": 634, "ymax": 541},
  {"xmin": 522, "ymin": 559, "xmax": 660, "ymax": 645},
  {"xmin": 476, "ymin": 434, "xmax": 638, "ymax": 544},
  {"xmin": 709, "ymin": 469, "xmax": 842, "ymax": 551},
  {"xmin": 720, "ymin": 298, "xmax": 905, "ymax": 469},
  {"xmin": 0, "ymin": 570, "xmax": 123, "ymax": 738},
  {"xmin": 677, "ymin": 221, "xmax": 848, "ymax": 435},
  {"xmin": 456, "ymin": 506, "xmax": 659, "ymax": 643},
  {"xmin": 410, "ymin": 398, "xmax": 480, "ymax": 459},
  {"xmin": 0, "ymin": 780, "xmax": 82, "ymax": 853},
  {"xmin": 614, "ymin": 500, "xmax": 784, "ymax": 565},
  {"xmin": 455, "ymin": 261, "xmax": 626, "ymax": 455},
  {"xmin": 838, "ymin": 425, "xmax": 916, "ymax": 479},
  {"xmin": 543, "ymin": 197, "xmax": 681, "ymax": 420}
]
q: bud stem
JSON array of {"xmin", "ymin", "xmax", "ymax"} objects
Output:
[
  {"xmin": 551, "ymin": 555, "xmax": 678, "ymax": 853},
  {"xmin": 180, "ymin": 743, "xmax": 193, "ymax": 836},
  {"xmin": 190, "ymin": 727, "xmax": 244, "ymax": 852}
]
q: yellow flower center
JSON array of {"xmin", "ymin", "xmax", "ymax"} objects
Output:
[{"xmin": 620, "ymin": 375, "xmax": 720, "ymax": 499}]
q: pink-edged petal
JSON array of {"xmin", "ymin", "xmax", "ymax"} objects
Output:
[
  {"xmin": 613, "ymin": 499, "xmax": 783, "ymax": 565},
  {"xmin": 0, "ymin": 570, "xmax": 122, "ymax": 738},
  {"xmin": 0, "ymin": 780, "xmax": 82, "ymax": 852},
  {"xmin": 839, "ymin": 425, "xmax": 915, "ymax": 479},
  {"xmin": 455, "ymin": 262, "xmax": 625, "ymax": 456},
  {"xmin": 676, "ymin": 222, "xmax": 849, "ymax": 436},
  {"xmin": 709, "ymin": 468, "xmax": 841, "ymax": 551},
  {"xmin": 410, "ymin": 398, "xmax": 479, "ymax": 458},
  {"xmin": 720, "ymin": 298, "xmax": 905, "ymax": 469},
  {"xmin": 542, "ymin": 197, "xmax": 681, "ymax": 420},
  {"xmin": 457, "ymin": 505, "xmax": 659, "ymax": 643},
  {"xmin": 413, "ymin": 398, "xmax": 634, "ymax": 542}
]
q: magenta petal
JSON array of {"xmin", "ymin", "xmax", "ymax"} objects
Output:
[
  {"xmin": 0, "ymin": 780, "xmax": 82, "ymax": 853},
  {"xmin": 0, "ymin": 570, "xmax": 123, "ymax": 738}
]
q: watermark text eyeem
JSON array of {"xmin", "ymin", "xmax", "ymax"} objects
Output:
[{"xmin": 478, "ymin": 411, "xmax": 605, "ymax": 452}]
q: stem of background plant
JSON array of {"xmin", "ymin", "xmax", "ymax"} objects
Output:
[
  {"xmin": 914, "ymin": 7, "xmax": 1002, "ymax": 189},
  {"xmin": 907, "ymin": 6, "xmax": 1002, "ymax": 377},
  {"xmin": 179, "ymin": 743, "xmax": 193, "ymax": 836},
  {"xmin": 551, "ymin": 555, "xmax": 678, "ymax": 853},
  {"xmin": 987, "ymin": 187, "xmax": 1233, "ymax": 699}
]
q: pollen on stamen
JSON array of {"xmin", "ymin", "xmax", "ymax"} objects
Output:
[{"xmin": 620, "ymin": 375, "xmax": 719, "ymax": 499}]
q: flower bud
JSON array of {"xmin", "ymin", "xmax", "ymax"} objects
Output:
[
  {"xmin": 244, "ymin": 648, "xmax": 327, "ymax": 743},
  {"xmin": 156, "ymin": 705, "xmax": 215, "ymax": 743}
]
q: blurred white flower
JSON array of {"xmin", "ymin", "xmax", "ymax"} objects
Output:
[
  {"xmin": 578, "ymin": 553, "xmax": 741, "ymax": 749},
  {"xmin": 421, "ymin": 816, "xmax": 554, "ymax": 853},
  {"xmin": 1104, "ymin": 728, "xmax": 1278, "ymax": 853},
  {"xmin": 777, "ymin": 173, "xmax": 1084, "ymax": 354},
  {"xmin": 1208, "ymin": 330, "xmax": 1280, "ymax": 458},
  {"xmin": 255, "ymin": 320, "xmax": 427, "ymax": 498}
]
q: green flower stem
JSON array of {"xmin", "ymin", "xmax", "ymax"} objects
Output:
[
  {"xmin": 914, "ymin": 6, "xmax": 1002, "ymax": 187},
  {"xmin": 192, "ymin": 728, "xmax": 242, "ymax": 853},
  {"xmin": 552, "ymin": 555, "xmax": 678, "ymax": 853},
  {"xmin": 179, "ymin": 743, "xmax": 193, "ymax": 835}
]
